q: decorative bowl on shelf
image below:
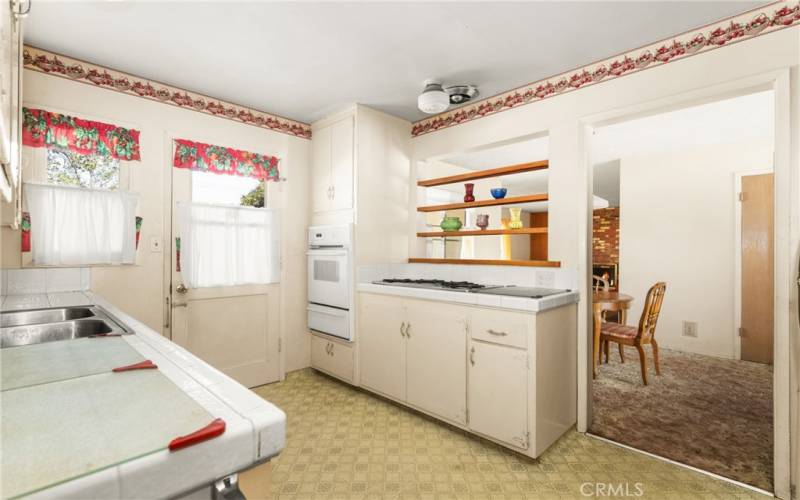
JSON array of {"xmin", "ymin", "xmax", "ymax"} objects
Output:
[
  {"xmin": 440, "ymin": 216, "xmax": 463, "ymax": 232},
  {"xmin": 490, "ymin": 188, "xmax": 507, "ymax": 199}
]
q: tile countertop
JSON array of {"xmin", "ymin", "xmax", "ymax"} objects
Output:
[
  {"xmin": 356, "ymin": 283, "xmax": 579, "ymax": 312},
  {"xmin": 0, "ymin": 291, "xmax": 286, "ymax": 500}
]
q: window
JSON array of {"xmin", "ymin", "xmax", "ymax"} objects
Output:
[
  {"xmin": 46, "ymin": 148, "xmax": 120, "ymax": 190},
  {"xmin": 191, "ymin": 170, "xmax": 264, "ymax": 207},
  {"xmin": 23, "ymin": 149, "xmax": 137, "ymax": 266}
]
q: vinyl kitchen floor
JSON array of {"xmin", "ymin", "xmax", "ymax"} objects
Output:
[{"xmin": 252, "ymin": 369, "xmax": 765, "ymax": 499}]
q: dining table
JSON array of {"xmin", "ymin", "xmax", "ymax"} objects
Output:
[{"xmin": 592, "ymin": 290, "xmax": 634, "ymax": 378}]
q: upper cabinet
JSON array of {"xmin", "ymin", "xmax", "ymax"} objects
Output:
[
  {"xmin": 0, "ymin": 0, "xmax": 24, "ymax": 220},
  {"xmin": 311, "ymin": 115, "xmax": 354, "ymax": 215}
]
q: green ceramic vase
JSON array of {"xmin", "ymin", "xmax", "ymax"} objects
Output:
[{"xmin": 440, "ymin": 216, "xmax": 463, "ymax": 232}]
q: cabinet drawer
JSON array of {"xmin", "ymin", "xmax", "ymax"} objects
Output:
[
  {"xmin": 470, "ymin": 308, "xmax": 532, "ymax": 349},
  {"xmin": 311, "ymin": 334, "xmax": 354, "ymax": 383}
]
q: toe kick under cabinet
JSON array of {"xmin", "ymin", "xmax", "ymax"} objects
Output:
[{"xmin": 357, "ymin": 292, "xmax": 577, "ymax": 459}]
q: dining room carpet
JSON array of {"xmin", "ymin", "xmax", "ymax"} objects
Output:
[
  {"xmin": 251, "ymin": 368, "xmax": 766, "ymax": 499},
  {"xmin": 591, "ymin": 345, "xmax": 773, "ymax": 492}
]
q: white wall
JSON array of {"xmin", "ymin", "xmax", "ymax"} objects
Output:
[
  {"xmin": 618, "ymin": 141, "xmax": 772, "ymax": 359},
  {"xmin": 8, "ymin": 69, "xmax": 312, "ymax": 373}
]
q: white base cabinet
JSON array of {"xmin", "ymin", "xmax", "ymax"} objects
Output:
[
  {"xmin": 311, "ymin": 333, "xmax": 355, "ymax": 384},
  {"xmin": 358, "ymin": 293, "xmax": 405, "ymax": 400},
  {"xmin": 357, "ymin": 292, "xmax": 577, "ymax": 459},
  {"xmin": 358, "ymin": 295, "xmax": 468, "ymax": 425},
  {"xmin": 468, "ymin": 341, "xmax": 529, "ymax": 449},
  {"xmin": 405, "ymin": 299, "xmax": 467, "ymax": 425}
]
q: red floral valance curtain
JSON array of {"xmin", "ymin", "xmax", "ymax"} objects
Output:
[
  {"xmin": 172, "ymin": 139, "xmax": 280, "ymax": 181},
  {"xmin": 22, "ymin": 107, "xmax": 141, "ymax": 161}
]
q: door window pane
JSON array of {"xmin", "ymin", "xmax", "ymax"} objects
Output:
[{"xmin": 191, "ymin": 170, "xmax": 264, "ymax": 207}]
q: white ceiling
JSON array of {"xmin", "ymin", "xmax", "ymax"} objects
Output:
[{"xmin": 25, "ymin": 1, "xmax": 766, "ymax": 124}]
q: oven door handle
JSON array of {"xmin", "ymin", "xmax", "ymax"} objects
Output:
[
  {"xmin": 306, "ymin": 250, "xmax": 347, "ymax": 257},
  {"xmin": 307, "ymin": 305, "xmax": 348, "ymax": 317}
]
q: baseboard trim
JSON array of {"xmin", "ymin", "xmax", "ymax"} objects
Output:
[{"xmin": 586, "ymin": 432, "xmax": 774, "ymax": 498}]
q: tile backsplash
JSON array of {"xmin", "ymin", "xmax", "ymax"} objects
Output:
[
  {"xmin": 357, "ymin": 263, "xmax": 577, "ymax": 290},
  {"xmin": 1, "ymin": 268, "xmax": 91, "ymax": 295}
]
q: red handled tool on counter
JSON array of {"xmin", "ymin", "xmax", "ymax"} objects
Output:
[
  {"xmin": 168, "ymin": 418, "xmax": 226, "ymax": 451},
  {"xmin": 112, "ymin": 360, "xmax": 158, "ymax": 372}
]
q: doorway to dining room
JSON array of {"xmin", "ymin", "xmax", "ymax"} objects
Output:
[{"xmin": 587, "ymin": 90, "xmax": 775, "ymax": 492}]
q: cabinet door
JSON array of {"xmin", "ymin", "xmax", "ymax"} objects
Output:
[
  {"xmin": 405, "ymin": 299, "xmax": 467, "ymax": 424},
  {"xmin": 329, "ymin": 116, "xmax": 354, "ymax": 211},
  {"xmin": 468, "ymin": 341, "xmax": 529, "ymax": 449},
  {"xmin": 358, "ymin": 293, "xmax": 405, "ymax": 400},
  {"xmin": 311, "ymin": 125, "xmax": 332, "ymax": 214},
  {"xmin": 311, "ymin": 335, "xmax": 354, "ymax": 383}
]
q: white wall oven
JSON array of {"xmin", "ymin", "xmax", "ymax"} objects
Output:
[{"xmin": 307, "ymin": 224, "xmax": 353, "ymax": 341}]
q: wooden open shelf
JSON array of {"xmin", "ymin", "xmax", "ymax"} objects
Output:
[
  {"xmin": 417, "ymin": 193, "xmax": 548, "ymax": 213},
  {"xmin": 417, "ymin": 160, "xmax": 549, "ymax": 187},
  {"xmin": 417, "ymin": 227, "xmax": 547, "ymax": 237},
  {"xmin": 409, "ymin": 258, "xmax": 561, "ymax": 268}
]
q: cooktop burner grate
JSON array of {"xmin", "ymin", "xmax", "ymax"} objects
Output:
[{"xmin": 380, "ymin": 279, "xmax": 487, "ymax": 290}]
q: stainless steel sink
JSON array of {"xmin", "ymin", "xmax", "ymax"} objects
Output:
[
  {"xmin": 0, "ymin": 306, "xmax": 131, "ymax": 348},
  {"xmin": 1, "ymin": 307, "xmax": 96, "ymax": 328}
]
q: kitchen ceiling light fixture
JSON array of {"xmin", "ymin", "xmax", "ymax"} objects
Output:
[
  {"xmin": 417, "ymin": 79, "xmax": 450, "ymax": 114},
  {"xmin": 418, "ymin": 80, "xmax": 479, "ymax": 114},
  {"xmin": 446, "ymin": 85, "xmax": 479, "ymax": 105}
]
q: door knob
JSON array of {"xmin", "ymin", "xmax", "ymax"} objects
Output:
[{"xmin": 175, "ymin": 283, "xmax": 188, "ymax": 294}]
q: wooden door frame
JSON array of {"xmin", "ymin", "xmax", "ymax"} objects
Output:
[
  {"xmin": 160, "ymin": 131, "xmax": 286, "ymax": 380},
  {"xmin": 734, "ymin": 169, "xmax": 774, "ymax": 361},
  {"xmin": 576, "ymin": 69, "xmax": 793, "ymax": 498}
]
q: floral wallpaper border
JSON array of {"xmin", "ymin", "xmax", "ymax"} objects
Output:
[
  {"xmin": 411, "ymin": 1, "xmax": 799, "ymax": 137},
  {"xmin": 23, "ymin": 46, "xmax": 312, "ymax": 140}
]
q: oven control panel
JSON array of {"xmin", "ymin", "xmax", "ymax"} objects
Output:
[{"xmin": 309, "ymin": 224, "xmax": 352, "ymax": 248}]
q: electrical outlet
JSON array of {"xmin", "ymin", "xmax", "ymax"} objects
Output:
[
  {"xmin": 682, "ymin": 321, "xmax": 698, "ymax": 338},
  {"xmin": 535, "ymin": 271, "xmax": 555, "ymax": 288}
]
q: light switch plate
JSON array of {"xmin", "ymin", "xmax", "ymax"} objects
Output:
[{"xmin": 150, "ymin": 236, "xmax": 163, "ymax": 253}]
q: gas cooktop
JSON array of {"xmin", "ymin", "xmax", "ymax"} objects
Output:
[
  {"xmin": 373, "ymin": 279, "xmax": 570, "ymax": 299},
  {"xmin": 374, "ymin": 279, "xmax": 492, "ymax": 291}
]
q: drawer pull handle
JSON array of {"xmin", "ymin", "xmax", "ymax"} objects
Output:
[
  {"xmin": 487, "ymin": 329, "xmax": 508, "ymax": 336},
  {"xmin": 400, "ymin": 321, "xmax": 406, "ymax": 337},
  {"xmin": 470, "ymin": 346, "xmax": 475, "ymax": 366},
  {"xmin": 405, "ymin": 323, "xmax": 411, "ymax": 338}
]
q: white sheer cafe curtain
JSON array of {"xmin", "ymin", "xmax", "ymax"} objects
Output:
[
  {"xmin": 24, "ymin": 182, "xmax": 139, "ymax": 266},
  {"xmin": 178, "ymin": 202, "xmax": 280, "ymax": 288}
]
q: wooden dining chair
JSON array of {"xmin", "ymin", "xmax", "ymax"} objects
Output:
[
  {"xmin": 600, "ymin": 282, "xmax": 666, "ymax": 385},
  {"xmin": 592, "ymin": 275, "xmax": 610, "ymax": 292}
]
